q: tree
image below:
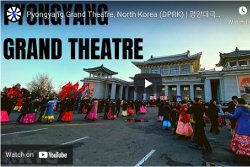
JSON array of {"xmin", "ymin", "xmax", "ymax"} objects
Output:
[
  {"xmin": 1, "ymin": 86, "xmax": 9, "ymax": 96},
  {"xmin": 27, "ymin": 74, "xmax": 54, "ymax": 98}
]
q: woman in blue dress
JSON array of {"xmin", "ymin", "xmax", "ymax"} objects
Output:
[{"xmin": 43, "ymin": 97, "xmax": 57, "ymax": 124}]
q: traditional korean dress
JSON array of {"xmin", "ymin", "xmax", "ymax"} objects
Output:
[
  {"xmin": 228, "ymin": 105, "xmax": 250, "ymax": 157},
  {"xmin": 127, "ymin": 102, "xmax": 134, "ymax": 115},
  {"xmin": 176, "ymin": 104, "xmax": 193, "ymax": 137},
  {"xmin": 139, "ymin": 104, "xmax": 147, "ymax": 114},
  {"xmin": 43, "ymin": 99, "xmax": 56, "ymax": 123},
  {"xmin": 61, "ymin": 98, "xmax": 74, "ymax": 122},
  {"xmin": 121, "ymin": 101, "xmax": 128, "ymax": 117},
  {"xmin": 85, "ymin": 100, "xmax": 98, "ymax": 121},
  {"xmin": 107, "ymin": 102, "xmax": 117, "ymax": 120},
  {"xmin": 1, "ymin": 110, "xmax": 10, "ymax": 123}
]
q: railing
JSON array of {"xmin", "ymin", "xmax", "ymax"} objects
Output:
[{"xmin": 223, "ymin": 66, "xmax": 250, "ymax": 71}]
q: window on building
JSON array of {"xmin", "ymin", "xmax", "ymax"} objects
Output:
[
  {"xmin": 161, "ymin": 68, "xmax": 169, "ymax": 75},
  {"xmin": 170, "ymin": 66, "xmax": 179, "ymax": 75},
  {"xmin": 181, "ymin": 65, "xmax": 190, "ymax": 74},
  {"xmin": 172, "ymin": 87, "xmax": 176, "ymax": 91},
  {"xmin": 239, "ymin": 60, "xmax": 247, "ymax": 66},
  {"xmin": 151, "ymin": 69, "xmax": 159, "ymax": 74},
  {"xmin": 196, "ymin": 87, "xmax": 202, "ymax": 91},
  {"xmin": 184, "ymin": 87, "xmax": 189, "ymax": 91},
  {"xmin": 229, "ymin": 61, "xmax": 237, "ymax": 67},
  {"xmin": 162, "ymin": 78, "xmax": 167, "ymax": 82}
]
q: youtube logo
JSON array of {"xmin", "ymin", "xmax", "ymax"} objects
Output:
[
  {"xmin": 38, "ymin": 151, "xmax": 48, "ymax": 158},
  {"xmin": 134, "ymin": 73, "xmax": 162, "ymax": 94}
]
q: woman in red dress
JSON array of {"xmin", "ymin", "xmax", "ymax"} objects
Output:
[
  {"xmin": 85, "ymin": 100, "xmax": 98, "ymax": 121},
  {"xmin": 61, "ymin": 98, "xmax": 74, "ymax": 122},
  {"xmin": 127, "ymin": 101, "xmax": 135, "ymax": 116}
]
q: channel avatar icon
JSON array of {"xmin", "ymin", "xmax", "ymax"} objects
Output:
[{"xmin": 6, "ymin": 6, "xmax": 22, "ymax": 22}]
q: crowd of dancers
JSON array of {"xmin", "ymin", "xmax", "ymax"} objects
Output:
[
  {"xmin": 1, "ymin": 93, "xmax": 250, "ymax": 158},
  {"xmin": 1, "ymin": 94, "xmax": 148, "ymax": 123}
]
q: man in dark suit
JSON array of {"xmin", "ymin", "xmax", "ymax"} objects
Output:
[
  {"xmin": 227, "ymin": 96, "xmax": 238, "ymax": 134},
  {"xmin": 187, "ymin": 98, "xmax": 212, "ymax": 153}
]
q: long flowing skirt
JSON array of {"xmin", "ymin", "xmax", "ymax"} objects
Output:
[
  {"xmin": 127, "ymin": 107, "xmax": 134, "ymax": 115},
  {"xmin": 1, "ymin": 110, "xmax": 10, "ymax": 123},
  {"xmin": 21, "ymin": 113, "xmax": 36, "ymax": 124},
  {"xmin": 231, "ymin": 133, "xmax": 250, "ymax": 157},
  {"xmin": 42, "ymin": 109, "xmax": 54, "ymax": 121},
  {"xmin": 176, "ymin": 121, "xmax": 193, "ymax": 136},
  {"xmin": 107, "ymin": 108, "xmax": 117, "ymax": 120},
  {"xmin": 86, "ymin": 112, "xmax": 98, "ymax": 121},
  {"xmin": 139, "ymin": 106, "xmax": 147, "ymax": 114},
  {"xmin": 121, "ymin": 110, "xmax": 128, "ymax": 117},
  {"xmin": 61, "ymin": 111, "xmax": 73, "ymax": 122}
]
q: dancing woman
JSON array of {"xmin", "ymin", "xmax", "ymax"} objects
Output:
[
  {"xmin": 85, "ymin": 100, "xmax": 98, "ymax": 121},
  {"xmin": 42, "ymin": 97, "xmax": 56, "ymax": 124},
  {"xmin": 176, "ymin": 100, "xmax": 193, "ymax": 139},
  {"xmin": 127, "ymin": 101, "xmax": 135, "ymax": 116},
  {"xmin": 225, "ymin": 98, "xmax": 250, "ymax": 157},
  {"xmin": 121, "ymin": 100, "xmax": 128, "ymax": 117},
  {"xmin": 61, "ymin": 98, "xmax": 74, "ymax": 122},
  {"xmin": 104, "ymin": 100, "xmax": 117, "ymax": 120}
]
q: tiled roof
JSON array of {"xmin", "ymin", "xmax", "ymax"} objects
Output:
[
  {"xmin": 220, "ymin": 49, "xmax": 250, "ymax": 58},
  {"xmin": 83, "ymin": 64, "xmax": 118, "ymax": 75},
  {"xmin": 216, "ymin": 48, "xmax": 250, "ymax": 66},
  {"xmin": 132, "ymin": 50, "xmax": 201, "ymax": 66}
]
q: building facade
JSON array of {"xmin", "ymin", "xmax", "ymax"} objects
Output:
[
  {"xmin": 82, "ymin": 48, "xmax": 250, "ymax": 102},
  {"xmin": 201, "ymin": 47, "xmax": 250, "ymax": 102},
  {"xmin": 81, "ymin": 64, "xmax": 134, "ymax": 100},
  {"xmin": 132, "ymin": 50, "xmax": 204, "ymax": 101}
]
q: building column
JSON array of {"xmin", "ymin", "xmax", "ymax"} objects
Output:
[
  {"xmin": 119, "ymin": 85, "xmax": 123, "ymax": 99},
  {"xmin": 111, "ymin": 83, "xmax": 116, "ymax": 100},
  {"xmin": 143, "ymin": 92, "xmax": 147, "ymax": 100},
  {"xmin": 190, "ymin": 84, "xmax": 194, "ymax": 101},
  {"xmin": 104, "ymin": 83, "xmax": 109, "ymax": 99},
  {"xmin": 205, "ymin": 79, "xmax": 212, "ymax": 102},
  {"xmin": 153, "ymin": 86, "xmax": 157, "ymax": 97},
  {"xmin": 235, "ymin": 76, "xmax": 241, "ymax": 98},
  {"xmin": 125, "ymin": 86, "xmax": 129, "ymax": 100},
  {"xmin": 219, "ymin": 79, "xmax": 224, "ymax": 102},
  {"xmin": 134, "ymin": 89, "xmax": 137, "ymax": 100},
  {"xmin": 165, "ymin": 85, "xmax": 169, "ymax": 98},
  {"xmin": 177, "ymin": 85, "xmax": 181, "ymax": 96}
]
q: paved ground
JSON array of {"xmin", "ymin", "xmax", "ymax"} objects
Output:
[{"xmin": 1, "ymin": 107, "xmax": 250, "ymax": 166}]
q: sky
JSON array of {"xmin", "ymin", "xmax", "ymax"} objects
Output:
[{"xmin": 1, "ymin": 1, "xmax": 250, "ymax": 92}]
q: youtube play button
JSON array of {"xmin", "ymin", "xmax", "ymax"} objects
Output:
[{"xmin": 134, "ymin": 74, "xmax": 162, "ymax": 94}]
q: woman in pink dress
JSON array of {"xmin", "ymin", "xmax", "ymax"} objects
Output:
[
  {"xmin": 85, "ymin": 100, "xmax": 98, "ymax": 121},
  {"xmin": 176, "ymin": 100, "xmax": 193, "ymax": 138}
]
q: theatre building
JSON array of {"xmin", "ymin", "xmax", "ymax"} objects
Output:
[
  {"xmin": 201, "ymin": 47, "xmax": 250, "ymax": 102},
  {"xmin": 132, "ymin": 50, "xmax": 204, "ymax": 101},
  {"xmin": 81, "ymin": 65, "xmax": 134, "ymax": 100},
  {"xmin": 82, "ymin": 48, "xmax": 250, "ymax": 102}
]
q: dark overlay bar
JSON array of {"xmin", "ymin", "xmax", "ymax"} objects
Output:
[{"xmin": 1, "ymin": 145, "xmax": 73, "ymax": 165}]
